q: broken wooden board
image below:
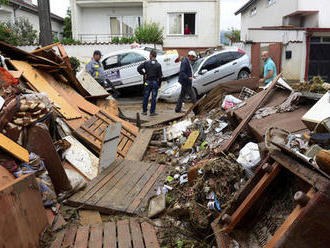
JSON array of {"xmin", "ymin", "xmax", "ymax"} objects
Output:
[
  {"xmin": 75, "ymin": 110, "xmax": 137, "ymax": 157},
  {"xmin": 141, "ymin": 112, "xmax": 185, "ymax": 127},
  {"xmin": 96, "ymin": 96, "xmax": 119, "ymax": 116},
  {"xmin": 0, "ymin": 174, "xmax": 49, "ymax": 248},
  {"xmin": 77, "ymin": 70, "xmax": 109, "ymax": 98},
  {"xmin": 181, "ymin": 130, "xmax": 200, "ymax": 150},
  {"xmin": 99, "ymin": 123, "xmax": 122, "ymax": 172},
  {"xmin": 79, "ymin": 210, "xmax": 102, "ymax": 225},
  {"xmin": 126, "ymin": 128, "xmax": 154, "ymax": 161},
  {"xmin": 50, "ymin": 218, "xmax": 160, "ymax": 248},
  {"xmin": 233, "ymin": 88, "xmax": 310, "ymax": 142},
  {"xmin": 67, "ymin": 159, "xmax": 166, "ymax": 214},
  {"xmin": 0, "ymin": 166, "xmax": 15, "ymax": 189},
  {"xmin": 63, "ymin": 136, "xmax": 99, "ymax": 181},
  {"xmin": 0, "ymin": 133, "xmax": 29, "ymax": 163},
  {"xmin": 9, "ymin": 60, "xmax": 82, "ymax": 120}
]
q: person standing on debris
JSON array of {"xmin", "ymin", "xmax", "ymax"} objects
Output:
[
  {"xmin": 259, "ymin": 51, "xmax": 277, "ymax": 85},
  {"xmin": 137, "ymin": 49, "xmax": 163, "ymax": 116},
  {"xmin": 175, "ymin": 51, "xmax": 197, "ymax": 113},
  {"xmin": 86, "ymin": 50, "xmax": 105, "ymax": 83}
]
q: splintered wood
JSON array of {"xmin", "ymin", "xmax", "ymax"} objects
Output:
[
  {"xmin": 10, "ymin": 60, "xmax": 82, "ymax": 120},
  {"xmin": 50, "ymin": 219, "xmax": 160, "ymax": 248},
  {"xmin": 67, "ymin": 159, "xmax": 166, "ymax": 214}
]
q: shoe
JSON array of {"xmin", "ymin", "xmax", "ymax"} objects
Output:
[
  {"xmin": 175, "ymin": 110, "xmax": 185, "ymax": 113},
  {"xmin": 142, "ymin": 112, "xmax": 147, "ymax": 116},
  {"xmin": 150, "ymin": 112, "xmax": 158, "ymax": 116}
]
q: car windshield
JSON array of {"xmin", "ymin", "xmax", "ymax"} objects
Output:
[
  {"xmin": 143, "ymin": 47, "xmax": 165, "ymax": 55},
  {"xmin": 192, "ymin": 58, "xmax": 205, "ymax": 73}
]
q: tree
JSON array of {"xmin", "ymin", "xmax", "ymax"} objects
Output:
[
  {"xmin": 225, "ymin": 28, "xmax": 241, "ymax": 44},
  {"xmin": 63, "ymin": 8, "xmax": 72, "ymax": 39},
  {"xmin": 134, "ymin": 22, "xmax": 164, "ymax": 44},
  {"xmin": 38, "ymin": 0, "xmax": 53, "ymax": 46}
]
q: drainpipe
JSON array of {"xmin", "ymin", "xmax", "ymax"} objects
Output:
[{"xmin": 304, "ymin": 31, "xmax": 312, "ymax": 81}]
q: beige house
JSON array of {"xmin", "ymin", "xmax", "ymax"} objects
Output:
[
  {"xmin": 235, "ymin": 0, "xmax": 330, "ymax": 82},
  {"xmin": 70, "ymin": 0, "xmax": 221, "ymax": 54}
]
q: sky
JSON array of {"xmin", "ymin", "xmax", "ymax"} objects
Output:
[
  {"xmin": 220, "ymin": 0, "xmax": 248, "ymax": 30},
  {"xmin": 32, "ymin": 0, "xmax": 248, "ymax": 30}
]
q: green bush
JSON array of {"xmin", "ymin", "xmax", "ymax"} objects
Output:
[
  {"xmin": 134, "ymin": 22, "xmax": 164, "ymax": 44},
  {"xmin": 69, "ymin": 56, "xmax": 80, "ymax": 75},
  {"xmin": 0, "ymin": 17, "xmax": 37, "ymax": 45},
  {"xmin": 112, "ymin": 36, "xmax": 120, "ymax": 43},
  {"xmin": 61, "ymin": 37, "xmax": 81, "ymax": 44}
]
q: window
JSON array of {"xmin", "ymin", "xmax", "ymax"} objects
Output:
[
  {"xmin": 103, "ymin": 55, "xmax": 120, "ymax": 70},
  {"xmin": 250, "ymin": 6, "xmax": 257, "ymax": 16},
  {"xmin": 168, "ymin": 13, "xmax": 196, "ymax": 35},
  {"xmin": 201, "ymin": 52, "xmax": 235, "ymax": 72},
  {"xmin": 110, "ymin": 16, "xmax": 142, "ymax": 35},
  {"xmin": 231, "ymin": 52, "xmax": 244, "ymax": 60},
  {"xmin": 218, "ymin": 52, "xmax": 235, "ymax": 66},
  {"xmin": 119, "ymin": 53, "xmax": 146, "ymax": 66},
  {"xmin": 268, "ymin": 0, "xmax": 276, "ymax": 5}
]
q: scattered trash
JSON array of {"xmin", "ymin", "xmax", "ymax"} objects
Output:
[
  {"xmin": 222, "ymin": 95, "xmax": 242, "ymax": 110},
  {"xmin": 148, "ymin": 194, "xmax": 166, "ymax": 218},
  {"xmin": 237, "ymin": 142, "xmax": 261, "ymax": 177}
]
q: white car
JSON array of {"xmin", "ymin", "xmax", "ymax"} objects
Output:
[
  {"xmin": 159, "ymin": 49, "xmax": 251, "ymax": 102},
  {"xmin": 102, "ymin": 47, "xmax": 180, "ymax": 89}
]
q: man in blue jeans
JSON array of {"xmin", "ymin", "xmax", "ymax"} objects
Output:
[{"xmin": 137, "ymin": 50, "xmax": 163, "ymax": 116}]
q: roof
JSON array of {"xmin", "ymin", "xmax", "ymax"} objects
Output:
[
  {"xmin": 235, "ymin": 0, "xmax": 258, "ymax": 15},
  {"xmin": 10, "ymin": 0, "xmax": 64, "ymax": 23}
]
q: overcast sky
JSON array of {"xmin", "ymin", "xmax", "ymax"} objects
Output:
[{"xmin": 32, "ymin": 0, "xmax": 247, "ymax": 30}]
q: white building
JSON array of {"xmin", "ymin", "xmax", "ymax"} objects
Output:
[
  {"xmin": 235, "ymin": 0, "xmax": 330, "ymax": 82},
  {"xmin": 70, "ymin": 0, "xmax": 220, "ymax": 54},
  {"xmin": 0, "ymin": 0, "xmax": 64, "ymax": 40}
]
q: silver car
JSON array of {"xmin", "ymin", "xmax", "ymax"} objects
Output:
[
  {"xmin": 102, "ymin": 47, "xmax": 180, "ymax": 89},
  {"xmin": 159, "ymin": 48, "xmax": 251, "ymax": 102}
]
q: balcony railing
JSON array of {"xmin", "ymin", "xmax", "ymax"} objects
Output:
[{"xmin": 77, "ymin": 33, "xmax": 134, "ymax": 43}]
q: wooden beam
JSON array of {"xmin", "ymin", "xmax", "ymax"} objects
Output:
[
  {"xmin": 0, "ymin": 133, "xmax": 29, "ymax": 163},
  {"xmin": 215, "ymin": 73, "xmax": 282, "ymax": 154},
  {"xmin": 224, "ymin": 162, "xmax": 281, "ymax": 233},
  {"xmin": 30, "ymin": 42, "xmax": 60, "ymax": 54}
]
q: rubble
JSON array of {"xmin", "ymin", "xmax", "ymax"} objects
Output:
[{"xmin": 0, "ymin": 41, "xmax": 329, "ymax": 248}]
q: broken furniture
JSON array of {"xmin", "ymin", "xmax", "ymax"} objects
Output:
[
  {"xmin": 0, "ymin": 174, "xmax": 49, "ymax": 248},
  {"xmin": 212, "ymin": 151, "xmax": 330, "ymax": 248},
  {"xmin": 126, "ymin": 128, "xmax": 155, "ymax": 161},
  {"xmin": 50, "ymin": 218, "xmax": 160, "ymax": 248},
  {"xmin": 67, "ymin": 159, "xmax": 166, "ymax": 214}
]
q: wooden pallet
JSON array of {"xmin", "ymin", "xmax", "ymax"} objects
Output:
[
  {"xmin": 75, "ymin": 110, "xmax": 137, "ymax": 157},
  {"xmin": 126, "ymin": 129, "xmax": 154, "ymax": 161},
  {"xmin": 50, "ymin": 218, "xmax": 160, "ymax": 248},
  {"xmin": 67, "ymin": 159, "xmax": 166, "ymax": 214}
]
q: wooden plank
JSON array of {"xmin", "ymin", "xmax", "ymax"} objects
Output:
[
  {"xmin": 0, "ymin": 174, "xmax": 49, "ymax": 248},
  {"xmin": 118, "ymin": 162, "xmax": 160, "ymax": 211},
  {"xmin": 30, "ymin": 42, "xmax": 60, "ymax": 54},
  {"xmin": 126, "ymin": 164, "xmax": 166, "ymax": 213},
  {"xmin": 100, "ymin": 123, "xmax": 122, "ymax": 172},
  {"xmin": 97, "ymin": 160, "xmax": 153, "ymax": 210},
  {"xmin": 77, "ymin": 160, "xmax": 126, "ymax": 203},
  {"xmin": 26, "ymin": 124, "xmax": 72, "ymax": 194},
  {"xmin": 50, "ymin": 231, "xmax": 65, "ymax": 248},
  {"xmin": 10, "ymin": 60, "xmax": 82, "ymax": 120},
  {"xmin": 141, "ymin": 222, "xmax": 160, "ymax": 248},
  {"xmin": 77, "ymin": 70, "xmax": 109, "ymax": 98},
  {"xmin": 68, "ymin": 160, "xmax": 124, "ymax": 204},
  {"xmin": 89, "ymin": 224, "xmax": 103, "ymax": 248},
  {"xmin": 224, "ymin": 162, "xmax": 281, "ymax": 233},
  {"xmin": 130, "ymin": 219, "xmax": 145, "ymax": 248},
  {"xmin": 183, "ymin": 94, "xmax": 206, "ymax": 118},
  {"xmin": 181, "ymin": 130, "xmax": 200, "ymax": 150},
  {"xmin": 215, "ymin": 73, "xmax": 282, "ymax": 153},
  {"xmin": 79, "ymin": 210, "xmax": 102, "ymax": 225},
  {"xmin": 74, "ymin": 225, "xmax": 90, "ymax": 248},
  {"xmin": 62, "ymin": 226, "xmax": 78, "ymax": 247},
  {"xmin": 103, "ymin": 222, "xmax": 117, "ymax": 248},
  {"xmin": 265, "ymin": 189, "xmax": 315, "ymax": 248},
  {"xmin": 0, "ymin": 133, "xmax": 29, "ymax": 163},
  {"xmin": 142, "ymin": 112, "xmax": 185, "ymax": 127},
  {"xmin": 126, "ymin": 129, "xmax": 154, "ymax": 161},
  {"xmin": 117, "ymin": 220, "xmax": 132, "ymax": 248}
]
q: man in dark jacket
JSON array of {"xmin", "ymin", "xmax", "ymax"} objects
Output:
[
  {"xmin": 175, "ymin": 51, "xmax": 197, "ymax": 113},
  {"xmin": 137, "ymin": 50, "xmax": 163, "ymax": 116}
]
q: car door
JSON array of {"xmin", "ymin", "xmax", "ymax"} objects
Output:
[
  {"xmin": 118, "ymin": 52, "xmax": 146, "ymax": 87},
  {"xmin": 103, "ymin": 55, "xmax": 123, "ymax": 86}
]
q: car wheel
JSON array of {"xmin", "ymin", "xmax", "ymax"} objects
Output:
[{"xmin": 238, "ymin": 69, "xmax": 250, "ymax": 79}]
